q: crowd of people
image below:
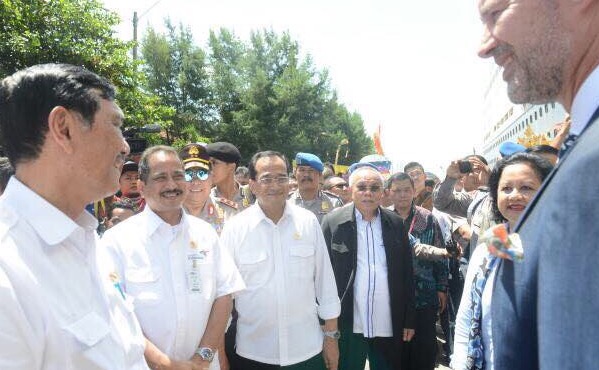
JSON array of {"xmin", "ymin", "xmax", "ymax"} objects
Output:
[{"xmin": 1, "ymin": 1, "xmax": 599, "ymax": 370}]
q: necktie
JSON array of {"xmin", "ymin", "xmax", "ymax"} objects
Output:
[
  {"xmin": 558, "ymin": 133, "xmax": 578, "ymax": 158},
  {"xmin": 465, "ymin": 254, "xmax": 497, "ymax": 370}
]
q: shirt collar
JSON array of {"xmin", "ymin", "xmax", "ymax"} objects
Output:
[
  {"xmin": 570, "ymin": 64, "xmax": 599, "ymax": 136},
  {"xmin": 354, "ymin": 207, "xmax": 380, "ymax": 224},
  {"xmin": 2, "ymin": 177, "xmax": 97, "ymax": 245},
  {"xmin": 141, "ymin": 205, "xmax": 186, "ymax": 236},
  {"xmin": 248, "ymin": 200, "xmax": 293, "ymax": 228}
]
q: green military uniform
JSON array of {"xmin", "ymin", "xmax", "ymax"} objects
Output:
[{"xmin": 288, "ymin": 189, "xmax": 343, "ymax": 223}]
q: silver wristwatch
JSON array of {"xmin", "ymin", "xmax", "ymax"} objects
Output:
[
  {"xmin": 323, "ymin": 330, "xmax": 341, "ymax": 340},
  {"xmin": 195, "ymin": 347, "xmax": 215, "ymax": 362}
]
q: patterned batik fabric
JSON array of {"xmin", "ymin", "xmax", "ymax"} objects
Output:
[{"xmin": 465, "ymin": 254, "xmax": 498, "ymax": 370}]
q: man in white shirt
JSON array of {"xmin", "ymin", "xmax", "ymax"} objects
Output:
[
  {"xmin": 321, "ymin": 166, "xmax": 415, "ymax": 370},
  {"xmin": 0, "ymin": 63, "xmax": 149, "ymax": 369},
  {"xmin": 102, "ymin": 145, "xmax": 245, "ymax": 370},
  {"xmin": 220, "ymin": 150, "xmax": 340, "ymax": 370}
]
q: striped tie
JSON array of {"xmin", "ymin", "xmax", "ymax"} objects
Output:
[{"xmin": 558, "ymin": 133, "xmax": 578, "ymax": 158}]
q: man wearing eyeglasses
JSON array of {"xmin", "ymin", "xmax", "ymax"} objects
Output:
[
  {"xmin": 220, "ymin": 150, "xmax": 341, "ymax": 370},
  {"xmin": 289, "ymin": 152, "xmax": 343, "ymax": 223},
  {"xmin": 323, "ymin": 176, "xmax": 351, "ymax": 204},
  {"xmin": 102, "ymin": 145, "xmax": 245, "ymax": 370},
  {"xmin": 321, "ymin": 166, "xmax": 415, "ymax": 370},
  {"xmin": 404, "ymin": 162, "xmax": 433, "ymax": 211}
]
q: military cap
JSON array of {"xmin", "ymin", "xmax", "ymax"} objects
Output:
[
  {"xmin": 499, "ymin": 141, "xmax": 526, "ymax": 158},
  {"xmin": 121, "ymin": 161, "xmax": 138, "ymax": 175},
  {"xmin": 206, "ymin": 142, "xmax": 241, "ymax": 165},
  {"xmin": 180, "ymin": 143, "xmax": 210, "ymax": 171},
  {"xmin": 295, "ymin": 152, "xmax": 324, "ymax": 172},
  {"xmin": 348, "ymin": 162, "xmax": 379, "ymax": 174}
]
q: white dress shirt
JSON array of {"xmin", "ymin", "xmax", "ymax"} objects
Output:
[
  {"xmin": 451, "ymin": 243, "xmax": 497, "ymax": 370},
  {"xmin": 220, "ymin": 202, "xmax": 340, "ymax": 366},
  {"xmin": 571, "ymin": 64, "xmax": 599, "ymax": 135},
  {"xmin": 353, "ymin": 209, "xmax": 393, "ymax": 337},
  {"xmin": 102, "ymin": 207, "xmax": 245, "ymax": 367},
  {"xmin": 0, "ymin": 177, "xmax": 148, "ymax": 370}
]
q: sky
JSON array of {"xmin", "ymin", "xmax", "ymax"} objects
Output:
[{"xmin": 101, "ymin": 0, "xmax": 493, "ymax": 177}]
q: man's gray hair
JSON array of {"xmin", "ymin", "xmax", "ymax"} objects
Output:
[
  {"xmin": 138, "ymin": 145, "xmax": 180, "ymax": 183},
  {"xmin": 349, "ymin": 167, "xmax": 384, "ymax": 187}
]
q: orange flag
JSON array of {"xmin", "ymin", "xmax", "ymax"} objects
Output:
[{"xmin": 373, "ymin": 124, "xmax": 384, "ymax": 156}]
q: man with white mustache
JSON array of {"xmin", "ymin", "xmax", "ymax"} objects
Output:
[{"xmin": 102, "ymin": 145, "xmax": 245, "ymax": 370}]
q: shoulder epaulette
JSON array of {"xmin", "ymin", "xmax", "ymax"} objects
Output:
[{"xmin": 216, "ymin": 197, "xmax": 239, "ymax": 210}]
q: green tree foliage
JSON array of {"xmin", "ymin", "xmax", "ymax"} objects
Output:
[
  {"xmin": 204, "ymin": 28, "xmax": 374, "ymax": 164},
  {"xmin": 0, "ymin": 0, "xmax": 171, "ymax": 131},
  {"xmin": 142, "ymin": 21, "xmax": 214, "ymax": 144}
]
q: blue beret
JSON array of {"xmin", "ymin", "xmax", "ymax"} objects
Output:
[
  {"xmin": 499, "ymin": 141, "xmax": 526, "ymax": 158},
  {"xmin": 348, "ymin": 162, "xmax": 380, "ymax": 174},
  {"xmin": 295, "ymin": 152, "xmax": 324, "ymax": 172}
]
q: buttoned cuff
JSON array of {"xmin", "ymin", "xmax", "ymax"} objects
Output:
[{"xmin": 317, "ymin": 301, "xmax": 341, "ymax": 320}]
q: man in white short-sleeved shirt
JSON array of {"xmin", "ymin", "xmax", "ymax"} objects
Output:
[
  {"xmin": 220, "ymin": 150, "xmax": 340, "ymax": 370},
  {"xmin": 102, "ymin": 145, "xmax": 245, "ymax": 370},
  {"xmin": 0, "ymin": 63, "xmax": 149, "ymax": 370}
]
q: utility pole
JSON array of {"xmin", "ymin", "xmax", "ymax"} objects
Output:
[{"xmin": 131, "ymin": 0, "xmax": 164, "ymax": 60}]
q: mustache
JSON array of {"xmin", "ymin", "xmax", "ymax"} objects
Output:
[{"xmin": 160, "ymin": 189, "xmax": 183, "ymax": 197}]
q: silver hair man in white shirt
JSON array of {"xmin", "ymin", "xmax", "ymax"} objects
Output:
[
  {"xmin": 0, "ymin": 64, "xmax": 149, "ymax": 369},
  {"xmin": 220, "ymin": 150, "xmax": 341, "ymax": 370},
  {"xmin": 102, "ymin": 145, "xmax": 245, "ymax": 370}
]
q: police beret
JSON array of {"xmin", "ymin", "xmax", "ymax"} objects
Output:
[
  {"xmin": 179, "ymin": 143, "xmax": 210, "ymax": 170},
  {"xmin": 348, "ymin": 162, "xmax": 379, "ymax": 174},
  {"xmin": 121, "ymin": 161, "xmax": 138, "ymax": 175},
  {"xmin": 295, "ymin": 152, "xmax": 324, "ymax": 172},
  {"xmin": 206, "ymin": 142, "xmax": 241, "ymax": 165},
  {"xmin": 499, "ymin": 141, "xmax": 526, "ymax": 158}
]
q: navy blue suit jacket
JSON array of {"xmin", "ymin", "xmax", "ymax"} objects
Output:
[{"xmin": 492, "ymin": 111, "xmax": 599, "ymax": 369}]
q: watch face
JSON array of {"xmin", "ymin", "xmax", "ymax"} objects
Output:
[{"xmin": 199, "ymin": 347, "xmax": 214, "ymax": 361}]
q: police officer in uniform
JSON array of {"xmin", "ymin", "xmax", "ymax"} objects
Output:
[
  {"xmin": 289, "ymin": 152, "xmax": 343, "ymax": 222},
  {"xmin": 179, "ymin": 143, "xmax": 237, "ymax": 234},
  {"xmin": 206, "ymin": 142, "xmax": 254, "ymax": 214}
]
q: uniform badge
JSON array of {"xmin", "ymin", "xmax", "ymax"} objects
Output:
[
  {"xmin": 208, "ymin": 204, "xmax": 215, "ymax": 216},
  {"xmin": 109, "ymin": 272, "xmax": 126, "ymax": 299},
  {"xmin": 321, "ymin": 201, "xmax": 330, "ymax": 211},
  {"xmin": 190, "ymin": 240, "xmax": 199, "ymax": 249},
  {"xmin": 293, "ymin": 231, "xmax": 302, "ymax": 240}
]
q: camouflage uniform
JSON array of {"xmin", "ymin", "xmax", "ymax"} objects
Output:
[{"xmin": 288, "ymin": 189, "xmax": 343, "ymax": 223}]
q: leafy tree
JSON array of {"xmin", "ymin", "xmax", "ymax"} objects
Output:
[
  {"xmin": 0, "ymin": 0, "xmax": 170, "ymax": 130},
  {"xmin": 141, "ymin": 21, "xmax": 214, "ymax": 144}
]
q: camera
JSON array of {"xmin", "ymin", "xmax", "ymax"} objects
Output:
[
  {"xmin": 458, "ymin": 160, "xmax": 473, "ymax": 174},
  {"xmin": 445, "ymin": 238, "xmax": 460, "ymax": 258}
]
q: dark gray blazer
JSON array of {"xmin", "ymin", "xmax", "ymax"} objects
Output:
[
  {"xmin": 321, "ymin": 204, "xmax": 415, "ymax": 341},
  {"xmin": 491, "ymin": 108, "xmax": 599, "ymax": 370}
]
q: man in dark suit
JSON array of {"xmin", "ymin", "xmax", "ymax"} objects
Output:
[
  {"xmin": 477, "ymin": 0, "xmax": 599, "ymax": 368},
  {"xmin": 321, "ymin": 166, "xmax": 415, "ymax": 370}
]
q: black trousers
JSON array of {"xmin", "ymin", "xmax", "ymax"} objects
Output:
[
  {"xmin": 401, "ymin": 306, "xmax": 438, "ymax": 370},
  {"xmin": 233, "ymin": 353, "xmax": 326, "ymax": 370}
]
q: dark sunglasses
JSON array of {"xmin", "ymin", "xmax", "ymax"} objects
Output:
[
  {"xmin": 184, "ymin": 168, "xmax": 209, "ymax": 182},
  {"xmin": 356, "ymin": 184, "xmax": 382, "ymax": 193}
]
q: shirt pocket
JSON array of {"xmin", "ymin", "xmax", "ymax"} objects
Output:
[
  {"xmin": 124, "ymin": 267, "xmax": 162, "ymax": 306},
  {"xmin": 289, "ymin": 243, "xmax": 315, "ymax": 280},
  {"xmin": 63, "ymin": 311, "xmax": 113, "ymax": 367},
  {"xmin": 238, "ymin": 249, "xmax": 269, "ymax": 289}
]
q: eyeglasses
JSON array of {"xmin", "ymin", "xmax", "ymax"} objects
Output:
[
  {"xmin": 407, "ymin": 170, "xmax": 424, "ymax": 179},
  {"xmin": 332, "ymin": 183, "xmax": 348, "ymax": 189},
  {"xmin": 257, "ymin": 176, "xmax": 289, "ymax": 185},
  {"xmin": 184, "ymin": 169, "xmax": 210, "ymax": 182},
  {"xmin": 355, "ymin": 184, "xmax": 382, "ymax": 193}
]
